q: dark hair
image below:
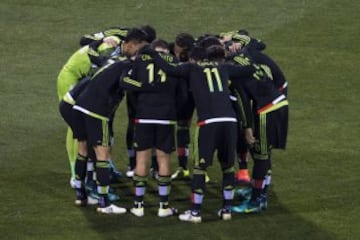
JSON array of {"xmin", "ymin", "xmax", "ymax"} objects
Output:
[
  {"xmin": 238, "ymin": 29, "xmax": 249, "ymax": 36},
  {"xmin": 206, "ymin": 45, "xmax": 225, "ymax": 61},
  {"xmin": 175, "ymin": 33, "xmax": 195, "ymax": 50},
  {"xmin": 175, "ymin": 33, "xmax": 195, "ymax": 61},
  {"xmin": 150, "ymin": 39, "xmax": 169, "ymax": 51},
  {"xmin": 189, "ymin": 46, "xmax": 206, "ymax": 61},
  {"xmin": 140, "ymin": 25, "xmax": 156, "ymax": 43},
  {"xmin": 198, "ymin": 36, "xmax": 222, "ymax": 49},
  {"xmin": 124, "ymin": 28, "xmax": 148, "ymax": 43}
]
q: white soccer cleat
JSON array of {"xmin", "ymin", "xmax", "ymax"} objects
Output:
[
  {"xmin": 218, "ymin": 208, "xmax": 232, "ymax": 221},
  {"xmin": 87, "ymin": 196, "xmax": 98, "ymax": 205},
  {"xmin": 96, "ymin": 204, "xmax": 127, "ymax": 214},
  {"xmin": 171, "ymin": 168, "xmax": 190, "ymax": 180},
  {"xmin": 74, "ymin": 196, "xmax": 98, "ymax": 206},
  {"xmin": 126, "ymin": 169, "xmax": 134, "ymax": 178},
  {"xmin": 70, "ymin": 177, "xmax": 77, "ymax": 189},
  {"xmin": 130, "ymin": 206, "xmax": 144, "ymax": 217},
  {"xmin": 158, "ymin": 207, "xmax": 178, "ymax": 217},
  {"xmin": 178, "ymin": 210, "xmax": 202, "ymax": 223}
]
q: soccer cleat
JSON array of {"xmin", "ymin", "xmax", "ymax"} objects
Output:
[
  {"xmin": 218, "ymin": 207, "xmax": 232, "ymax": 221},
  {"xmin": 97, "ymin": 204, "xmax": 127, "ymax": 214},
  {"xmin": 75, "ymin": 196, "xmax": 99, "ymax": 206},
  {"xmin": 74, "ymin": 199, "xmax": 87, "ymax": 206},
  {"xmin": 234, "ymin": 186, "xmax": 252, "ymax": 201},
  {"xmin": 150, "ymin": 168, "xmax": 159, "ymax": 180},
  {"xmin": 205, "ymin": 172, "xmax": 210, "ymax": 183},
  {"xmin": 88, "ymin": 188, "xmax": 120, "ymax": 202},
  {"xmin": 130, "ymin": 202, "xmax": 144, "ymax": 217},
  {"xmin": 260, "ymin": 194, "xmax": 268, "ymax": 210},
  {"xmin": 158, "ymin": 207, "xmax": 178, "ymax": 217},
  {"xmin": 231, "ymin": 198, "xmax": 262, "ymax": 214},
  {"xmin": 108, "ymin": 188, "xmax": 121, "ymax": 202},
  {"xmin": 171, "ymin": 168, "xmax": 190, "ymax": 180},
  {"xmin": 126, "ymin": 167, "xmax": 134, "ymax": 178},
  {"xmin": 109, "ymin": 164, "xmax": 123, "ymax": 183},
  {"xmin": 130, "ymin": 207, "xmax": 144, "ymax": 217},
  {"xmin": 178, "ymin": 210, "xmax": 202, "ymax": 223},
  {"xmin": 87, "ymin": 196, "xmax": 99, "ymax": 205},
  {"xmin": 75, "ymin": 188, "xmax": 88, "ymax": 206},
  {"xmin": 70, "ymin": 177, "xmax": 76, "ymax": 189},
  {"xmin": 235, "ymin": 169, "xmax": 251, "ymax": 184},
  {"xmin": 109, "ymin": 161, "xmax": 123, "ymax": 178}
]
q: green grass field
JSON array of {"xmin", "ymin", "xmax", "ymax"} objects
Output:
[{"xmin": 1, "ymin": 0, "xmax": 359, "ymax": 239}]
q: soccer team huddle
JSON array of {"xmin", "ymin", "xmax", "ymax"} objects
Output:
[{"xmin": 57, "ymin": 24, "xmax": 288, "ymax": 223}]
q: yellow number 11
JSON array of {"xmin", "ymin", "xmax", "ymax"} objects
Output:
[{"xmin": 203, "ymin": 68, "xmax": 223, "ymax": 92}]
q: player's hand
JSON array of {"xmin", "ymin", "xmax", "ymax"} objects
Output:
[
  {"xmin": 103, "ymin": 36, "xmax": 119, "ymax": 47},
  {"xmin": 245, "ymin": 128, "xmax": 256, "ymax": 145},
  {"xmin": 228, "ymin": 42, "xmax": 242, "ymax": 53}
]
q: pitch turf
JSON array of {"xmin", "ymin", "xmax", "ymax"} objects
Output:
[{"xmin": 0, "ymin": 0, "xmax": 359, "ymax": 239}]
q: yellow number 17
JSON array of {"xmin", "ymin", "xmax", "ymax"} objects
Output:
[{"xmin": 146, "ymin": 63, "xmax": 166, "ymax": 83}]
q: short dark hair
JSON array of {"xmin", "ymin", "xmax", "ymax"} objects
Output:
[
  {"xmin": 189, "ymin": 46, "xmax": 206, "ymax": 61},
  {"xmin": 140, "ymin": 25, "xmax": 156, "ymax": 43},
  {"xmin": 238, "ymin": 29, "xmax": 249, "ymax": 36},
  {"xmin": 206, "ymin": 45, "xmax": 225, "ymax": 61},
  {"xmin": 175, "ymin": 33, "xmax": 195, "ymax": 50},
  {"xmin": 198, "ymin": 36, "xmax": 222, "ymax": 49},
  {"xmin": 150, "ymin": 39, "xmax": 169, "ymax": 51},
  {"xmin": 175, "ymin": 33, "xmax": 195, "ymax": 61},
  {"xmin": 124, "ymin": 28, "xmax": 148, "ymax": 43}
]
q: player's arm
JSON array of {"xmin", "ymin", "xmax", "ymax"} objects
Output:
[
  {"xmin": 80, "ymin": 31, "xmax": 106, "ymax": 46},
  {"xmin": 87, "ymin": 40, "xmax": 106, "ymax": 66},
  {"xmin": 231, "ymin": 85, "xmax": 253, "ymax": 129},
  {"xmin": 226, "ymin": 64, "xmax": 256, "ymax": 79},
  {"xmin": 80, "ymin": 27, "xmax": 129, "ymax": 46},
  {"xmin": 119, "ymin": 64, "xmax": 171, "ymax": 92},
  {"xmin": 142, "ymin": 47, "xmax": 191, "ymax": 78}
]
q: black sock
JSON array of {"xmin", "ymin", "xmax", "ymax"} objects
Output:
[{"xmin": 96, "ymin": 160, "xmax": 110, "ymax": 207}]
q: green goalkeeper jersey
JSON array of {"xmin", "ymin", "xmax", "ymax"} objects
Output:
[
  {"xmin": 57, "ymin": 40, "xmax": 119, "ymax": 101},
  {"xmin": 57, "ymin": 46, "xmax": 91, "ymax": 101}
]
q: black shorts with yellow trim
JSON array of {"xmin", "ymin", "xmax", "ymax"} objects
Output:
[
  {"xmin": 252, "ymin": 104, "xmax": 288, "ymax": 159},
  {"xmin": 194, "ymin": 122, "xmax": 237, "ymax": 169},
  {"xmin": 59, "ymin": 101, "xmax": 86, "ymax": 141},
  {"xmin": 84, "ymin": 114, "xmax": 111, "ymax": 147}
]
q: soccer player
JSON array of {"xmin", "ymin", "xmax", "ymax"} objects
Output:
[
  {"xmin": 72, "ymin": 28, "xmax": 149, "ymax": 214},
  {"xmin": 123, "ymin": 26, "xmax": 157, "ymax": 178},
  {"xmin": 144, "ymin": 44, "xmax": 256, "ymax": 223},
  {"xmin": 225, "ymin": 45, "xmax": 289, "ymax": 214},
  {"xmin": 120, "ymin": 39, "xmax": 184, "ymax": 217},
  {"xmin": 170, "ymin": 33, "xmax": 195, "ymax": 180},
  {"xmin": 57, "ymin": 37, "xmax": 120, "ymax": 188},
  {"xmin": 198, "ymin": 35, "xmax": 252, "ymax": 184}
]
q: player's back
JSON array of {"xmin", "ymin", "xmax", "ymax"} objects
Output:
[
  {"xmin": 133, "ymin": 53, "xmax": 179, "ymax": 120},
  {"xmin": 75, "ymin": 57, "xmax": 129, "ymax": 117},
  {"xmin": 189, "ymin": 61, "xmax": 236, "ymax": 122}
]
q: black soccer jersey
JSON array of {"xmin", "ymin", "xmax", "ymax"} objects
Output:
[
  {"xmin": 148, "ymin": 52, "xmax": 255, "ymax": 123},
  {"xmin": 120, "ymin": 52, "xmax": 184, "ymax": 122},
  {"xmin": 74, "ymin": 57, "xmax": 130, "ymax": 120},
  {"xmin": 244, "ymin": 47, "xmax": 288, "ymax": 94},
  {"xmin": 62, "ymin": 76, "xmax": 91, "ymax": 105},
  {"xmin": 226, "ymin": 51, "xmax": 287, "ymax": 117}
]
